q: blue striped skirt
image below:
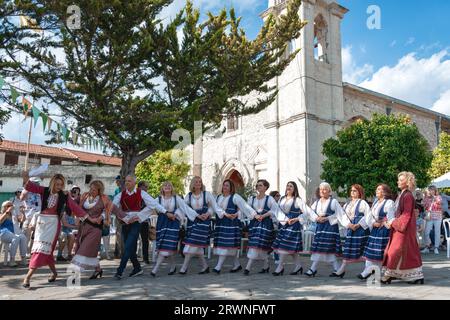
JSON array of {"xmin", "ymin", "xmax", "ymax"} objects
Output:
[
  {"xmin": 272, "ymin": 221, "xmax": 303, "ymax": 253},
  {"xmin": 342, "ymin": 227, "xmax": 369, "ymax": 260},
  {"xmin": 248, "ymin": 218, "xmax": 274, "ymax": 251},
  {"xmin": 310, "ymin": 222, "xmax": 341, "ymax": 255},
  {"xmin": 214, "ymin": 217, "xmax": 242, "ymax": 249},
  {"xmin": 183, "ymin": 218, "xmax": 211, "ymax": 248},
  {"xmin": 156, "ymin": 214, "xmax": 180, "ymax": 252},
  {"xmin": 363, "ymin": 226, "xmax": 390, "ymax": 262}
]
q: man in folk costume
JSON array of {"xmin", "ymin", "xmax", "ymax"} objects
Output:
[{"xmin": 112, "ymin": 175, "xmax": 167, "ymax": 279}]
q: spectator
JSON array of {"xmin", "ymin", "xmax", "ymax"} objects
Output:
[
  {"xmin": 0, "ymin": 201, "xmax": 27, "ymax": 267},
  {"xmin": 113, "ymin": 175, "xmax": 124, "ymax": 258},
  {"xmin": 415, "ymin": 205, "xmax": 425, "ymax": 247},
  {"xmin": 10, "ymin": 188, "xmax": 26, "ymax": 235},
  {"xmin": 421, "ymin": 185, "xmax": 443, "ymax": 254},
  {"xmin": 20, "ymin": 179, "xmax": 42, "ymax": 258},
  {"xmin": 57, "ymin": 211, "xmax": 78, "ymax": 261}
]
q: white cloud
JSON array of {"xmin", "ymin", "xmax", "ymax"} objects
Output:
[
  {"xmin": 359, "ymin": 50, "xmax": 450, "ymax": 115},
  {"xmin": 342, "ymin": 46, "xmax": 374, "ymax": 84},
  {"xmin": 432, "ymin": 89, "xmax": 450, "ymax": 115}
]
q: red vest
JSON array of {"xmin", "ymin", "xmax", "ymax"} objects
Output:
[{"xmin": 120, "ymin": 188, "xmax": 143, "ymax": 212}]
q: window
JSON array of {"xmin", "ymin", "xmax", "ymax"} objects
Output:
[
  {"xmin": 50, "ymin": 158, "xmax": 62, "ymax": 165},
  {"xmin": 386, "ymin": 107, "xmax": 392, "ymax": 115},
  {"xmin": 85, "ymin": 174, "xmax": 93, "ymax": 184},
  {"xmin": 4, "ymin": 153, "xmax": 18, "ymax": 166},
  {"xmin": 314, "ymin": 14, "xmax": 328, "ymax": 63},
  {"xmin": 227, "ymin": 116, "xmax": 239, "ymax": 132},
  {"xmin": 0, "ymin": 180, "xmax": 3, "ymax": 187}
]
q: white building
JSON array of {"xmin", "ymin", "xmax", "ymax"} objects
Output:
[
  {"xmin": 0, "ymin": 139, "xmax": 121, "ymax": 201},
  {"xmin": 189, "ymin": 0, "xmax": 450, "ymax": 201}
]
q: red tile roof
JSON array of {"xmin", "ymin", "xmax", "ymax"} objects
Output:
[{"xmin": 0, "ymin": 140, "xmax": 121, "ymax": 166}]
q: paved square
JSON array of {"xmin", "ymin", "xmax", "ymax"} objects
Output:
[{"xmin": 1, "ymin": 252, "xmax": 449, "ymax": 300}]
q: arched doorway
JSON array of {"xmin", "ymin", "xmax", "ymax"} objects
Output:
[{"xmin": 225, "ymin": 170, "xmax": 245, "ymax": 191}]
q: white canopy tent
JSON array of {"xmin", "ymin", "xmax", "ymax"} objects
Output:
[{"xmin": 431, "ymin": 172, "xmax": 450, "ymax": 189}]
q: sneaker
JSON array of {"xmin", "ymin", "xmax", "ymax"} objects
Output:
[
  {"xmin": 8, "ymin": 261, "xmax": 18, "ymax": 267},
  {"xmin": 113, "ymin": 273, "xmax": 122, "ymax": 280},
  {"xmin": 129, "ymin": 269, "xmax": 143, "ymax": 277},
  {"xmin": 434, "ymin": 248, "xmax": 439, "ymax": 255},
  {"xmin": 421, "ymin": 248, "xmax": 430, "ymax": 254}
]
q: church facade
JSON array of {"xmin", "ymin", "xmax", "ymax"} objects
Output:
[{"xmin": 187, "ymin": 0, "xmax": 450, "ymax": 202}]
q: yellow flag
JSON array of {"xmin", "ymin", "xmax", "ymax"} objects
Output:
[{"xmin": 19, "ymin": 15, "xmax": 43, "ymax": 33}]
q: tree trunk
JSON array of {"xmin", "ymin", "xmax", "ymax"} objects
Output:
[{"xmin": 119, "ymin": 147, "xmax": 157, "ymax": 188}]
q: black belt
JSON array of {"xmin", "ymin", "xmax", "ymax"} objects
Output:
[{"xmin": 84, "ymin": 219, "xmax": 103, "ymax": 230}]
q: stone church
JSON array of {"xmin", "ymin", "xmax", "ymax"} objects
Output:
[{"xmin": 187, "ymin": 0, "xmax": 450, "ymax": 202}]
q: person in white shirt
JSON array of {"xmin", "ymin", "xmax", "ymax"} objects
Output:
[
  {"xmin": 332, "ymin": 184, "xmax": 371, "ymax": 278},
  {"xmin": 112, "ymin": 175, "xmax": 167, "ymax": 279}
]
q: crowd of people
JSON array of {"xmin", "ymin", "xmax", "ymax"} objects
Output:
[{"xmin": 0, "ymin": 170, "xmax": 448, "ymax": 289}]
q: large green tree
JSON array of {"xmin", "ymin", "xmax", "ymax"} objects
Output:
[
  {"xmin": 429, "ymin": 132, "xmax": 450, "ymax": 180},
  {"xmin": 321, "ymin": 114, "xmax": 433, "ymax": 198},
  {"xmin": 135, "ymin": 150, "xmax": 190, "ymax": 197},
  {"xmin": 2, "ymin": 0, "xmax": 306, "ymax": 177}
]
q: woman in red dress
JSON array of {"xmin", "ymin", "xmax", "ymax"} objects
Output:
[
  {"xmin": 22, "ymin": 171, "xmax": 88, "ymax": 288},
  {"xmin": 381, "ymin": 171, "xmax": 424, "ymax": 285}
]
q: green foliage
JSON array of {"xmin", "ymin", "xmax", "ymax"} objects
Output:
[
  {"xmin": 235, "ymin": 179, "xmax": 256, "ymax": 200},
  {"xmin": 2, "ymin": 0, "xmax": 306, "ymax": 176},
  {"xmin": 429, "ymin": 132, "xmax": 450, "ymax": 179},
  {"xmin": 321, "ymin": 114, "xmax": 433, "ymax": 198},
  {"xmin": 135, "ymin": 150, "xmax": 190, "ymax": 197}
]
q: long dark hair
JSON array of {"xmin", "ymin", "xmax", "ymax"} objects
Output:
[{"xmin": 284, "ymin": 181, "xmax": 300, "ymax": 199}]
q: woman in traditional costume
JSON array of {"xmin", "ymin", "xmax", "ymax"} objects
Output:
[
  {"xmin": 151, "ymin": 181, "xmax": 197, "ymax": 276},
  {"xmin": 244, "ymin": 180, "xmax": 279, "ymax": 275},
  {"xmin": 272, "ymin": 181, "xmax": 315, "ymax": 276},
  {"xmin": 381, "ymin": 172, "xmax": 424, "ymax": 285},
  {"xmin": 22, "ymin": 171, "xmax": 87, "ymax": 288},
  {"xmin": 332, "ymin": 184, "xmax": 370, "ymax": 278},
  {"xmin": 212, "ymin": 179, "xmax": 256, "ymax": 274},
  {"xmin": 358, "ymin": 184, "xmax": 394, "ymax": 280},
  {"xmin": 179, "ymin": 176, "xmax": 223, "ymax": 275}
]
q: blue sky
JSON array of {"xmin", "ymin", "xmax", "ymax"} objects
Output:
[{"xmin": 2, "ymin": 0, "xmax": 450, "ymax": 152}]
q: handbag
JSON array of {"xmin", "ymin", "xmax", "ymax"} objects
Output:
[{"xmin": 424, "ymin": 211, "xmax": 431, "ymax": 221}]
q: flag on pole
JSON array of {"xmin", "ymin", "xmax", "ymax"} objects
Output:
[
  {"xmin": 19, "ymin": 15, "xmax": 43, "ymax": 33},
  {"xmin": 31, "ymin": 106, "xmax": 41, "ymax": 127},
  {"xmin": 72, "ymin": 131, "xmax": 78, "ymax": 145},
  {"xmin": 62, "ymin": 126, "xmax": 68, "ymax": 142},
  {"xmin": 0, "ymin": 75, "xmax": 4, "ymax": 89},
  {"xmin": 10, "ymin": 86, "xmax": 19, "ymax": 103},
  {"xmin": 23, "ymin": 97, "xmax": 32, "ymax": 116},
  {"xmin": 40, "ymin": 113, "xmax": 48, "ymax": 132}
]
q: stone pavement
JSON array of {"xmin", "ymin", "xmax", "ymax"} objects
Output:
[{"xmin": 1, "ymin": 252, "xmax": 449, "ymax": 300}]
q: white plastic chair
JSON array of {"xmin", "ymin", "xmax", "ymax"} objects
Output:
[
  {"xmin": 150, "ymin": 215, "xmax": 158, "ymax": 261},
  {"xmin": 443, "ymin": 218, "xmax": 450, "ymax": 259},
  {"xmin": 302, "ymin": 230, "xmax": 314, "ymax": 253},
  {"xmin": 0, "ymin": 241, "xmax": 10, "ymax": 265}
]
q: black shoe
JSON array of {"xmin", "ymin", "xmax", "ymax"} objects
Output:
[
  {"xmin": 129, "ymin": 269, "xmax": 143, "ymax": 277},
  {"xmin": 150, "ymin": 272, "xmax": 156, "ymax": 277},
  {"xmin": 178, "ymin": 269, "xmax": 188, "ymax": 275},
  {"xmin": 230, "ymin": 265, "xmax": 242, "ymax": 273},
  {"xmin": 198, "ymin": 267, "xmax": 210, "ymax": 274},
  {"xmin": 89, "ymin": 269, "xmax": 103, "ymax": 280},
  {"xmin": 212, "ymin": 268, "xmax": 221, "ymax": 274},
  {"xmin": 290, "ymin": 267, "xmax": 303, "ymax": 275},
  {"xmin": 114, "ymin": 273, "xmax": 122, "ymax": 280},
  {"xmin": 305, "ymin": 269, "xmax": 317, "ymax": 277},
  {"xmin": 357, "ymin": 270, "xmax": 374, "ymax": 280},
  {"xmin": 168, "ymin": 267, "xmax": 177, "ymax": 275},
  {"xmin": 244, "ymin": 269, "xmax": 250, "ymax": 276},
  {"xmin": 144, "ymin": 259, "xmax": 150, "ymax": 265},
  {"xmin": 272, "ymin": 269, "xmax": 284, "ymax": 276},
  {"xmin": 22, "ymin": 281, "xmax": 30, "ymax": 289},
  {"xmin": 380, "ymin": 277, "xmax": 394, "ymax": 284},
  {"xmin": 407, "ymin": 278, "xmax": 424, "ymax": 285},
  {"xmin": 330, "ymin": 272, "xmax": 345, "ymax": 279},
  {"xmin": 56, "ymin": 256, "xmax": 67, "ymax": 262},
  {"xmin": 48, "ymin": 274, "xmax": 57, "ymax": 283},
  {"xmin": 259, "ymin": 267, "xmax": 270, "ymax": 274}
]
